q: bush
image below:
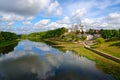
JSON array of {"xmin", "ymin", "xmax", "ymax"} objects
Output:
[
  {"xmin": 96, "ymin": 37, "xmax": 105, "ymax": 44},
  {"xmin": 80, "ymin": 35, "xmax": 87, "ymax": 41}
]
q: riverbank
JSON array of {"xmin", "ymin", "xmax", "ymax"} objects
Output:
[
  {"xmin": 43, "ymin": 39, "xmax": 120, "ymax": 80},
  {"xmin": 0, "ymin": 40, "xmax": 19, "ymax": 48}
]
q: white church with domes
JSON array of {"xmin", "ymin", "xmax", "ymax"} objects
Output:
[{"xmin": 68, "ymin": 22, "xmax": 86, "ymax": 33}]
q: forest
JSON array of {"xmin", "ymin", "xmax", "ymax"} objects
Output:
[
  {"xmin": 0, "ymin": 31, "xmax": 18, "ymax": 43},
  {"xmin": 26, "ymin": 27, "xmax": 66, "ymax": 40}
]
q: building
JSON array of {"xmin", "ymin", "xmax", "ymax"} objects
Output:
[
  {"xmin": 68, "ymin": 22, "xmax": 85, "ymax": 33},
  {"xmin": 86, "ymin": 34, "xmax": 94, "ymax": 40}
]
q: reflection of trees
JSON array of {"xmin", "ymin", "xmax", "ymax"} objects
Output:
[{"xmin": 0, "ymin": 42, "xmax": 18, "ymax": 54}]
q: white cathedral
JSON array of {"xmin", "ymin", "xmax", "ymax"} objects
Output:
[{"xmin": 68, "ymin": 22, "xmax": 85, "ymax": 33}]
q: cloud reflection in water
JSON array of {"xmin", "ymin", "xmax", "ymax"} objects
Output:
[{"xmin": 0, "ymin": 40, "xmax": 115, "ymax": 80}]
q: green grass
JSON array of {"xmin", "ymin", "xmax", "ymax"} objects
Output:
[
  {"xmin": 43, "ymin": 39, "xmax": 120, "ymax": 80},
  {"xmin": 94, "ymin": 41, "xmax": 120, "ymax": 58}
]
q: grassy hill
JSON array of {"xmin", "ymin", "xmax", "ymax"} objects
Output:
[{"xmin": 95, "ymin": 40, "xmax": 120, "ymax": 58}]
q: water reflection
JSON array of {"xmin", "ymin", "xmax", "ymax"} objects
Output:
[
  {"xmin": 0, "ymin": 42, "xmax": 18, "ymax": 54},
  {"xmin": 0, "ymin": 40, "xmax": 115, "ymax": 80}
]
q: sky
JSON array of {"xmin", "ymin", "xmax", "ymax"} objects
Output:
[{"xmin": 0, "ymin": 0, "xmax": 120, "ymax": 34}]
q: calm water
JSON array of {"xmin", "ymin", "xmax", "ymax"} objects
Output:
[{"xmin": 0, "ymin": 40, "xmax": 115, "ymax": 80}]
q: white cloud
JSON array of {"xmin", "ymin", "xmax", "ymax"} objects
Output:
[
  {"xmin": 46, "ymin": 0, "xmax": 62, "ymax": 16},
  {"xmin": 48, "ymin": 22, "xmax": 60, "ymax": 29},
  {"xmin": 57, "ymin": 16, "xmax": 70, "ymax": 24},
  {"xmin": 0, "ymin": 0, "xmax": 50, "ymax": 17},
  {"xmin": 83, "ymin": 18, "xmax": 94, "ymax": 25},
  {"xmin": 63, "ymin": 0, "xmax": 120, "ymax": 19},
  {"xmin": 96, "ymin": 0, "xmax": 111, "ymax": 9},
  {"xmin": 0, "ymin": 0, "xmax": 50, "ymax": 30},
  {"xmin": 0, "ymin": 0, "xmax": 119, "ymax": 34},
  {"xmin": 108, "ymin": 13, "xmax": 120, "ymax": 19},
  {"xmin": 83, "ymin": 18, "xmax": 107, "ymax": 29},
  {"xmin": 95, "ymin": 0, "xmax": 120, "ymax": 10},
  {"xmin": 63, "ymin": 0, "xmax": 94, "ymax": 17},
  {"xmin": 56, "ymin": 7, "xmax": 62, "ymax": 16},
  {"xmin": 48, "ymin": 21, "xmax": 69, "ymax": 30},
  {"xmin": 72, "ymin": 8, "xmax": 87, "ymax": 21},
  {"xmin": 26, "ymin": 16, "xmax": 34, "ymax": 20},
  {"xmin": 1, "ymin": 13, "xmax": 24, "ymax": 21},
  {"xmin": 107, "ymin": 13, "xmax": 120, "ymax": 27},
  {"xmin": 107, "ymin": 13, "xmax": 120, "ymax": 24},
  {"xmin": 35, "ymin": 19, "xmax": 50, "ymax": 27},
  {"xmin": 23, "ymin": 21, "xmax": 32, "ymax": 25},
  {"xmin": 47, "ymin": 0, "xmax": 59, "ymax": 14},
  {"xmin": 83, "ymin": 12, "xmax": 120, "ymax": 29},
  {"xmin": 7, "ymin": 21, "xmax": 15, "ymax": 26}
]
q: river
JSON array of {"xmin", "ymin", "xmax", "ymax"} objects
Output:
[{"xmin": 0, "ymin": 40, "xmax": 116, "ymax": 80}]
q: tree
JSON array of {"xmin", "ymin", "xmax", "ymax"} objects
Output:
[
  {"xmin": 0, "ymin": 32, "xmax": 5, "ymax": 42},
  {"xmin": 96, "ymin": 37, "xmax": 105, "ymax": 44},
  {"xmin": 112, "ymin": 30, "xmax": 119, "ymax": 38},
  {"xmin": 100, "ymin": 29, "xmax": 119, "ymax": 40},
  {"xmin": 0, "ymin": 31, "xmax": 18, "ymax": 42},
  {"xmin": 88, "ymin": 29, "xmax": 95, "ymax": 35},
  {"xmin": 119, "ymin": 29, "xmax": 120, "ymax": 39},
  {"xmin": 43, "ymin": 27, "xmax": 66, "ymax": 38},
  {"xmin": 76, "ymin": 30, "xmax": 80, "ymax": 34},
  {"xmin": 80, "ymin": 35, "xmax": 87, "ymax": 41}
]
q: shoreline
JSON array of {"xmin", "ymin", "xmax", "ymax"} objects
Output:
[{"xmin": 43, "ymin": 39, "xmax": 120, "ymax": 80}]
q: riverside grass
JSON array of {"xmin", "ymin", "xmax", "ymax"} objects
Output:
[{"xmin": 95, "ymin": 41, "xmax": 120, "ymax": 58}]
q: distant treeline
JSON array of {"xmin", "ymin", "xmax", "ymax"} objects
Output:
[
  {"xmin": 0, "ymin": 31, "xmax": 18, "ymax": 42},
  {"xmin": 26, "ymin": 27, "xmax": 66, "ymax": 39},
  {"xmin": 88, "ymin": 29, "xmax": 120, "ymax": 39},
  {"xmin": 100, "ymin": 29, "xmax": 120, "ymax": 39}
]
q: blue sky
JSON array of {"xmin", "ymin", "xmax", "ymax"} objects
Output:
[{"xmin": 0, "ymin": 0, "xmax": 120, "ymax": 34}]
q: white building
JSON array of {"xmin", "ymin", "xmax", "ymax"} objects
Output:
[
  {"xmin": 86, "ymin": 34, "xmax": 94, "ymax": 40},
  {"xmin": 68, "ymin": 22, "xmax": 85, "ymax": 33}
]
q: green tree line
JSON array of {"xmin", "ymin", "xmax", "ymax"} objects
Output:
[
  {"xmin": 0, "ymin": 31, "xmax": 18, "ymax": 42},
  {"xmin": 100, "ymin": 29, "xmax": 120, "ymax": 39},
  {"xmin": 42, "ymin": 27, "xmax": 66, "ymax": 38},
  {"xmin": 28, "ymin": 27, "xmax": 66, "ymax": 39}
]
